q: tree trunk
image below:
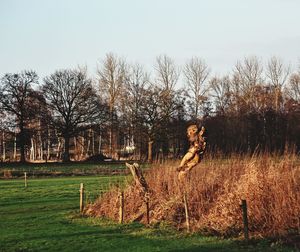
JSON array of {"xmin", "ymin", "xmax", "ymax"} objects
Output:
[
  {"xmin": 30, "ymin": 138, "xmax": 35, "ymax": 161},
  {"xmin": 80, "ymin": 136, "xmax": 85, "ymax": 160},
  {"xmin": 92, "ymin": 129, "xmax": 95, "ymax": 155},
  {"xmin": 47, "ymin": 127, "xmax": 50, "ymax": 161},
  {"xmin": 98, "ymin": 134, "xmax": 102, "ymax": 154},
  {"xmin": 2, "ymin": 132, "xmax": 5, "ymax": 162},
  {"xmin": 63, "ymin": 135, "xmax": 70, "ymax": 162},
  {"xmin": 13, "ymin": 133, "xmax": 17, "ymax": 161},
  {"xmin": 56, "ymin": 137, "xmax": 61, "ymax": 159},
  {"xmin": 109, "ymin": 129, "xmax": 112, "ymax": 157},
  {"xmin": 20, "ymin": 139, "xmax": 26, "ymax": 162},
  {"xmin": 73, "ymin": 137, "xmax": 77, "ymax": 160},
  {"xmin": 19, "ymin": 123, "xmax": 26, "ymax": 163},
  {"xmin": 86, "ymin": 129, "xmax": 91, "ymax": 157},
  {"xmin": 148, "ymin": 139, "xmax": 153, "ymax": 162},
  {"xmin": 109, "ymin": 107, "xmax": 113, "ymax": 157},
  {"xmin": 34, "ymin": 137, "xmax": 37, "ymax": 160},
  {"xmin": 39, "ymin": 132, "xmax": 43, "ymax": 161}
]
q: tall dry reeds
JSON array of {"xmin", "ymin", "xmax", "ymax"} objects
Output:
[{"xmin": 86, "ymin": 154, "xmax": 300, "ymax": 237}]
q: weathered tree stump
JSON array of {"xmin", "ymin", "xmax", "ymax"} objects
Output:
[
  {"xmin": 125, "ymin": 163, "xmax": 149, "ymax": 197},
  {"xmin": 126, "ymin": 163, "xmax": 150, "ymax": 224}
]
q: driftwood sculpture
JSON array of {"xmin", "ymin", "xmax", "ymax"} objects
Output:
[{"xmin": 177, "ymin": 125, "xmax": 206, "ymax": 181}]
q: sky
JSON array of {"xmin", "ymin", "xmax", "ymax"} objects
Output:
[{"xmin": 0, "ymin": 0, "xmax": 300, "ymax": 81}]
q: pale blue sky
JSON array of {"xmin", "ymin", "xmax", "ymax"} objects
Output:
[{"xmin": 0, "ymin": 0, "xmax": 300, "ymax": 80}]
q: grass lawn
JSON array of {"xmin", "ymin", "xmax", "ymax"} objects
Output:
[
  {"xmin": 0, "ymin": 176, "xmax": 294, "ymax": 252},
  {"xmin": 0, "ymin": 161, "xmax": 128, "ymax": 176}
]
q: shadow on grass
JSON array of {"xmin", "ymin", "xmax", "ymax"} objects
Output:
[
  {"xmin": 18, "ymin": 228, "xmax": 242, "ymax": 252},
  {"xmin": 22, "ymin": 229, "xmax": 132, "ymax": 241}
]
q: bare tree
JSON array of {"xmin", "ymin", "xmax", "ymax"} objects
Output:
[
  {"xmin": 123, "ymin": 64, "xmax": 149, "ymax": 123},
  {"xmin": 155, "ymin": 55, "xmax": 180, "ymax": 121},
  {"xmin": 235, "ymin": 56, "xmax": 263, "ymax": 89},
  {"xmin": 286, "ymin": 70, "xmax": 300, "ymax": 102},
  {"xmin": 0, "ymin": 71, "xmax": 39, "ymax": 162},
  {"xmin": 234, "ymin": 56, "xmax": 264, "ymax": 110},
  {"xmin": 97, "ymin": 53, "xmax": 126, "ymax": 157},
  {"xmin": 122, "ymin": 64, "xmax": 149, "ymax": 158},
  {"xmin": 266, "ymin": 56, "xmax": 290, "ymax": 111},
  {"xmin": 154, "ymin": 55, "xmax": 183, "ymax": 158},
  {"xmin": 43, "ymin": 68, "xmax": 100, "ymax": 162},
  {"xmin": 139, "ymin": 84, "xmax": 162, "ymax": 162},
  {"xmin": 210, "ymin": 75, "xmax": 232, "ymax": 114},
  {"xmin": 184, "ymin": 57, "xmax": 210, "ymax": 119},
  {"xmin": 155, "ymin": 54, "xmax": 179, "ymax": 92},
  {"xmin": 230, "ymin": 72, "xmax": 244, "ymax": 113}
]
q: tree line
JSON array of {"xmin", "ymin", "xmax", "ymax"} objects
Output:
[{"xmin": 0, "ymin": 54, "xmax": 300, "ymax": 163}]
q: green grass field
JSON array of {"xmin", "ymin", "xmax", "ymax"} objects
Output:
[
  {"xmin": 0, "ymin": 161, "xmax": 151, "ymax": 178},
  {"xmin": 0, "ymin": 161, "xmax": 130, "ymax": 177},
  {"xmin": 0, "ymin": 175, "xmax": 294, "ymax": 251}
]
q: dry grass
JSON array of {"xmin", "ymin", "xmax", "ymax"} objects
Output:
[{"xmin": 86, "ymin": 154, "xmax": 300, "ymax": 238}]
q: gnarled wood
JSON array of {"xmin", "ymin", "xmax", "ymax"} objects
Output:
[
  {"xmin": 177, "ymin": 125, "xmax": 206, "ymax": 181},
  {"xmin": 126, "ymin": 162, "xmax": 150, "ymax": 223},
  {"xmin": 126, "ymin": 163, "xmax": 149, "ymax": 196}
]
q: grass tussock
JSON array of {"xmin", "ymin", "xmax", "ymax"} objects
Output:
[{"xmin": 87, "ymin": 154, "xmax": 300, "ymax": 238}]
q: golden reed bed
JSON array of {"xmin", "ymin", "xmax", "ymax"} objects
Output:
[{"xmin": 86, "ymin": 154, "xmax": 300, "ymax": 238}]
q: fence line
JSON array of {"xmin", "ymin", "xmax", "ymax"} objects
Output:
[
  {"xmin": 119, "ymin": 191, "xmax": 124, "ymax": 224},
  {"xmin": 79, "ymin": 183, "xmax": 84, "ymax": 213},
  {"xmin": 241, "ymin": 199, "xmax": 249, "ymax": 241},
  {"xmin": 183, "ymin": 192, "xmax": 190, "ymax": 232},
  {"xmin": 24, "ymin": 172, "xmax": 27, "ymax": 188}
]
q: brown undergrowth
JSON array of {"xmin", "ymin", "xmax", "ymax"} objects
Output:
[{"xmin": 86, "ymin": 154, "xmax": 300, "ymax": 238}]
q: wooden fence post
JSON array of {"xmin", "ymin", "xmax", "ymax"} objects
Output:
[
  {"xmin": 145, "ymin": 200, "xmax": 150, "ymax": 225},
  {"xmin": 80, "ymin": 183, "xmax": 84, "ymax": 213},
  {"xmin": 119, "ymin": 191, "xmax": 124, "ymax": 224},
  {"xmin": 241, "ymin": 199, "xmax": 249, "ymax": 241},
  {"xmin": 24, "ymin": 172, "xmax": 27, "ymax": 188},
  {"xmin": 183, "ymin": 192, "xmax": 190, "ymax": 233}
]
